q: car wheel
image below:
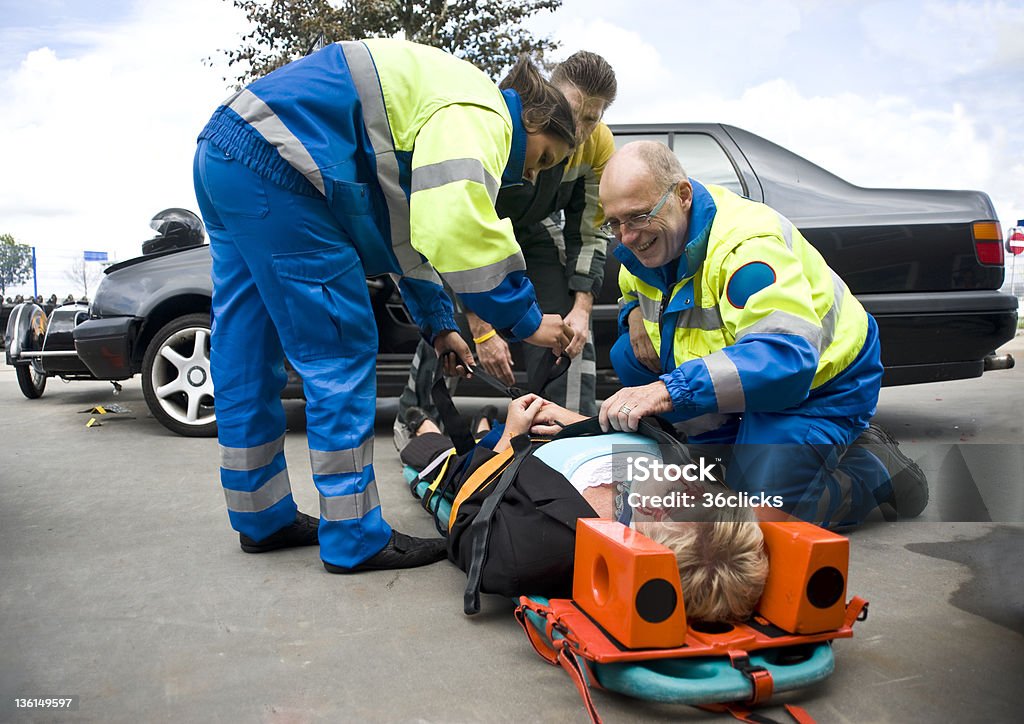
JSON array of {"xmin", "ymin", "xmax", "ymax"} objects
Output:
[
  {"xmin": 15, "ymin": 363, "xmax": 46, "ymax": 399},
  {"xmin": 142, "ymin": 313, "xmax": 217, "ymax": 437}
]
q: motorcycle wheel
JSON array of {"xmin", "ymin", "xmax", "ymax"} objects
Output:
[{"xmin": 15, "ymin": 363, "xmax": 46, "ymax": 399}]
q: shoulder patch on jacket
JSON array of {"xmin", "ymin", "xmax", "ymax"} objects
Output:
[{"xmin": 726, "ymin": 261, "xmax": 776, "ymax": 308}]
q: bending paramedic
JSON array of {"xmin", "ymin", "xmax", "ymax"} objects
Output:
[{"xmin": 193, "ymin": 39, "xmax": 578, "ymax": 573}]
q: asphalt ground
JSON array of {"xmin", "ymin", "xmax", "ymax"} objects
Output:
[{"xmin": 1, "ymin": 335, "xmax": 1022, "ymax": 723}]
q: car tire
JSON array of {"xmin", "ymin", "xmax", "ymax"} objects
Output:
[
  {"xmin": 142, "ymin": 313, "xmax": 217, "ymax": 437},
  {"xmin": 15, "ymin": 363, "xmax": 46, "ymax": 399}
]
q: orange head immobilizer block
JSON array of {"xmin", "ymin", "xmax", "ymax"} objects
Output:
[
  {"xmin": 572, "ymin": 519, "xmax": 687, "ymax": 649},
  {"xmin": 755, "ymin": 521, "xmax": 849, "ymax": 634}
]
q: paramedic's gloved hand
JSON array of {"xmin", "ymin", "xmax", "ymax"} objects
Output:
[
  {"xmin": 599, "ymin": 381, "xmax": 673, "ymax": 433},
  {"xmin": 628, "ymin": 307, "xmax": 660, "ymax": 372},
  {"xmin": 525, "ymin": 314, "xmax": 574, "ymax": 357},
  {"xmin": 530, "ymin": 399, "xmax": 587, "ymax": 436},
  {"xmin": 494, "ymin": 394, "xmax": 544, "ymax": 452},
  {"xmin": 434, "ymin": 330, "xmax": 475, "ymax": 378}
]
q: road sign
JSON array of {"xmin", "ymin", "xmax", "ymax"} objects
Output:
[
  {"xmin": 1007, "ymin": 227, "xmax": 1024, "ymax": 255},
  {"xmin": 83, "ymin": 251, "xmax": 108, "ymax": 262}
]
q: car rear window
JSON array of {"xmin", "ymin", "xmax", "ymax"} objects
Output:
[{"xmin": 612, "ymin": 131, "xmax": 744, "ymax": 197}]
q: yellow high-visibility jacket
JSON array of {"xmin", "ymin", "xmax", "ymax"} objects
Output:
[
  {"xmin": 617, "ymin": 180, "xmax": 876, "ymax": 418},
  {"xmin": 199, "ymin": 39, "xmax": 544, "ymax": 340}
]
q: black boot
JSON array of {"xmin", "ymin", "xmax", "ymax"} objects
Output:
[
  {"xmin": 853, "ymin": 424, "xmax": 929, "ymax": 519},
  {"xmin": 239, "ymin": 512, "xmax": 319, "ymax": 553},
  {"xmin": 393, "ymin": 406, "xmax": 433, "ymax": 452},
  {"xmin": 323, "ymin": 530, "xmax": 447, "ymax": 573}
]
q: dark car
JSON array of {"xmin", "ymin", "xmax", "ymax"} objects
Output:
[{"xmin": 6, "ymin": 123, "xmax": 1017, "ymax": 437}]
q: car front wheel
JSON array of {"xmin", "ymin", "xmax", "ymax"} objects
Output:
[{"xmin": 142, "ymin": 313, "xmax": 217, "ymax": 437}]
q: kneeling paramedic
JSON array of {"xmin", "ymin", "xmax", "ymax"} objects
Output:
[
  {"xmin": 193, "ymin": 39, "xmax": 582, "ymax": 573},
  {"xmin": 596, "ymin": 141, "xmax": 929, "ymax": 528}
]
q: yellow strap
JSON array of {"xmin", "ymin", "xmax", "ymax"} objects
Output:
[
  {"xmin": 473, "ymin": 329, "xmax": 497, "ymax": 345},
  {"xmin": 448, "ymin": 447, "xmax": 514, "ymax": 531},
  {"xmin": 425, "ymin": 451, "xmax": 456, "ymax": 497}
]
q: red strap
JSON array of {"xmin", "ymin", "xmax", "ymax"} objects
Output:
[
  {"xmin": 843, "ymin": 596, "xmax": 869, "ymax": 628},
  {"xmin": 699, "ymin": 703, "xmax": 816, "ymax": 724},
  {"xmin": 726, "ymin": 650, "xmax": 774, "ymax": 705},
  {"xmin": 556, "ymin": 643, "xmax": 603, "ymax": 724},
  {"xmin": 698, "ymin": 703, "xmax": 760, "ymax": 722},
  {"xmin": 513, "ymin": 604, "xmax": 560, "ymax": 666},
  {"xmin": 747, "ymin": 669, "xmax": 774, "ymax": 704},
  {"xmin": 783, "ymin": 704, "xmax": 816, "ymax": 724}
]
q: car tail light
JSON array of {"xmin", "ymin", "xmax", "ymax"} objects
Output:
[{"xmin": 972, "ymin": 221, "xmax": 1004, "ymax": 266}]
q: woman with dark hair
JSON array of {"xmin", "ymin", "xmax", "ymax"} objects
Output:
[
  {"xmin": 193, "ymin": 39, "xmax": 579, "ymax": 575},
  {"xmin": 394, "ymin": 50, "xmax": 620, "ymax": 448}
]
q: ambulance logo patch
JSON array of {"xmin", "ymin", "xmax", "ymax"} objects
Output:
[{"xmin": 726, "ymin": 261, "xmax": 776, "ymax": 308}]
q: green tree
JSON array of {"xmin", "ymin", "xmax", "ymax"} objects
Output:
[
  {"xmin": 0, "ymin": 234, "xmax": 33, "ymax": 298},
  {"xmin": 214, "ymin": 0, "xmax": 562, "ymax": 86}
]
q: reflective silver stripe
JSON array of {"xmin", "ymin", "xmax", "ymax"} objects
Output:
[
  {"xmin": 562, "ymin": 351, "xmax": 597, "ymax": 413},
  {"xmin": 340, "ymin": 41, "xmax": 432, "ymax": 282},
  {"xmin": 220, "ymin": 89, "xmax": 243, "ymax": 106},
  {"xmin": 412, "ymin": 158, "xmax": 499, "ymax": 201},
  {"xmin": 672, "ymin": 413, "xmax": 732, "ymax": 437},
  {"xmin": 220, "ymin": 434, "xmax": 286, "ymax": 472},
  {"xmin": 309, "ymin": 438, "xmax": 374, "ymax": 476},
  {"xmin": 776, "ymin": 212, "xmax": 794, "ymax": 250},
  {"xmin": 618, "ymin": 293, "xmax": 638, "ymax": 313},
  {"xmin": 416, "ymin": 448, "xmax": 456, "ymax": 482},
  {"xmin": 736, "ymin": 311, "xmax": 824, "ymax": 353},
  {"xmin": 820, "ymin": 272, "xmax": 847, "ymax": 352},
  {"xmin": 223, "ymin": 469, "xmax": 291, "ymax": 513},
  {"xmin": 228, "ymin": 90, "xmax": 325, "ymax": 194},
  {"xmin": 704, "ymin": 350, "xmax": 745, "ymax": 412},
  {"xmin": 320, "ymin": 482, "xmax": 381, "ymax": 522},
  {"xmin": 675, "ymin": 305, "xmax": 724, "ymax": 331},
  {"xmin": 442, "ymin": 254, "xmax": 526, "ymax": 295},
  {"xmin": 636, "ymin": 291, "xmax": 661, "ymax": 324}
]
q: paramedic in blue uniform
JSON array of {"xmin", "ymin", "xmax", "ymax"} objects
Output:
[
  {"xmin": 193, "ymin": 39, "xmax": 580, "ymax": 573},
  {"xmin": 594, "ymin": 141, "xmax": 928, "ymax": 527}
]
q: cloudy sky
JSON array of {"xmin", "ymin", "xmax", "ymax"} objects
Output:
[{"xmin": 2, "ymin": 0, "xmax": 1022, "ymax": 297}]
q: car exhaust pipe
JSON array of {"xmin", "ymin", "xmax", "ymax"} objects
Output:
[{"xmin": 984, "ymin": 353, "xmax": 1015, "ymax": 371}]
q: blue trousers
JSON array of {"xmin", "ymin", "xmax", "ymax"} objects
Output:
[
  {"xmin": 194, "ymin": 139, "xmax": 392, "ymax": 567},
  {"xmin": 610, "ymin": 334, "xmax": 891, "ymax": 527}
]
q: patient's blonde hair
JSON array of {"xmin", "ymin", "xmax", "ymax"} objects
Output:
[{"xmin": 638, "ymin": 508, "xmax": 768, "ymax": 623}]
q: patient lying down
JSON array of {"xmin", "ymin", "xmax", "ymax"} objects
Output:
[{"xmin": 402, "ymin": 394, "xmax": 769, "ymax": 623}]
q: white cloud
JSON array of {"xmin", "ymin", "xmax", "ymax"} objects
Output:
[
  {"xmin": 0, "ymin": 0, "xmax": 245, "ymax": 296},
  {"xmin": 2, "ymin": 0, "xmax": 1022, "ymax": 299},
  {"xmin": 545, "ymin": 8, "xmax": 1020, "ymax": 237}
]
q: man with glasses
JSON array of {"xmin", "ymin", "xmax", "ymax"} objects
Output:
[{"xmin": 594, "ymin": 141, "xmax": 928, "ymax": 528}]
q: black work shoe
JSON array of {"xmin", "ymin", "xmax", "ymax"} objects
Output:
[
  {"xmin": 472, "ymin": 404, "xmax": 500, "ymax": 437},
  {"xmin": 853, "ymin": 424, "xmax": 929, "ymax": 519},
  {"xmin": 322, "ymin": 530, "xmax": 447, "ymax": 574},
  {"xmin": 402, "ymin": 406, "xmax": 433, "ymax": 436},
  {"xmin": 393, "ymin": 407, "xmax": 432, "ymax": 452},
  {"xmin": 239, "ymin": 512, "xmax": 320, "ymax": 553}
]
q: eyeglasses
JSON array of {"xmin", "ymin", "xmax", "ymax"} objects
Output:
[{"xmin": 600, "ymin": 184, "xmax": 677, "ymax": 237}]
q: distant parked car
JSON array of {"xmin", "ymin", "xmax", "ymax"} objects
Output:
[{"xmin": 5, "ymin": 125, "xmax": 1017, "ymax": 437}]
